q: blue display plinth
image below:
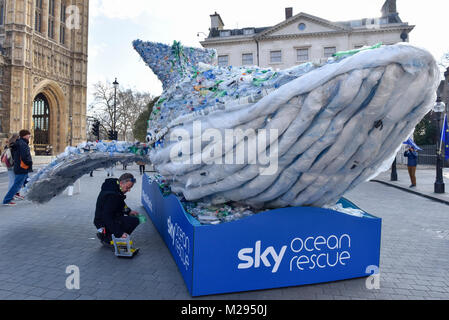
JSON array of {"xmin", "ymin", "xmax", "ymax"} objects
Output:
[{"xmin": 141, "ymin": 174, "xmax": 382, "ymax": 297}]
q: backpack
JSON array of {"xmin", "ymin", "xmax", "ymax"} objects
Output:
[{"xmin": 1, "ymin": 148, "xmax": 14, "ymax": 168}]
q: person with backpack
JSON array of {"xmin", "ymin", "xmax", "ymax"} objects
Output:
[
  {"xmin": 1, "ymin": 133, "xmax": 19, "ymax": 191},
  {"xmin": 2, "ymin": 130, "xmax": 33, "ymax": 206}
]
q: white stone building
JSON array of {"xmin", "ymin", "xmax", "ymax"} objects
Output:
[{"xmin": 200, "ymin": 0, "xmax": 414, "ymax": 69}]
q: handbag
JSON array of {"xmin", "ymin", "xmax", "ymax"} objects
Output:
[{"xmin": 1, "ymin": 148, "xmax": 14, "ymax": 168}]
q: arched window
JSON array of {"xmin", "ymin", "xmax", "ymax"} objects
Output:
[
  {"xmin": 60, "ymin": 0, "xmax": 67, "ymax": 44},
  {"xmin": 33, "ymin": 93, "xmax": 51, "ymax": 154},
  {"xmin": 48, "ymin": 0, "xmax": 55, "ymax": 39},
  {"xmin": 35, "ymin": 0, "xmax": 43, "ymax": 33},
  {"xmin": 0, "ymin": 0, "xmax": 5, "ymax": 25}
]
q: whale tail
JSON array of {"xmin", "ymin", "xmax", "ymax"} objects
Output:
[{"xmin": 132, "ymin": 39, "xmax": 217, "ymax": 90}]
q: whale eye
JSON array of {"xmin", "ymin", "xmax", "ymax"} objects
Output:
[{"xmin": 374, "ymin": 120, "xmax": 384, "ymax": 131}]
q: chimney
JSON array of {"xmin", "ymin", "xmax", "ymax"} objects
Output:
[
  {"xmin": 210, "ymin": 12, "xmax": 225, "ymax": 30},
  {"xmin": 285, "ymin": 7, "xmax": 293, "ymax": 20},
  {"xmin": 381, "ymin": 0, "xmax": 401, "ymax": 23},
  {"xmin": 381, "ymin": 0, "xmax": 397, "ymax": 17}
]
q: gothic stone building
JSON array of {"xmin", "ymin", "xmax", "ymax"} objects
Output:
[
  {"xmin": 201, "ymin": 0, "xmax": 413, "ymax": 69},
  {"xmin": 0, "ymin": 0, "xmax": 88, "ymax": 155}
]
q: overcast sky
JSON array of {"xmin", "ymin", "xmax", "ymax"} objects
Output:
[{"xmin": 87, "ymin": 0, "xmax": 449, "ymax": 105}]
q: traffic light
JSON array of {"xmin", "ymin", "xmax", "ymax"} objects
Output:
[
  {"xmin": 108, "ymin": 130, "xmax": 118, "ymax": 141},
  {"xmin": 91, "ymin": 120, "xmax": 100, "ymax": 139}
]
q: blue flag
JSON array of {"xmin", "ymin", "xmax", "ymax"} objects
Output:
[
  {"xmin": 403, "ymin": 138, "xmax": 422, "ymax": 151},
  {"xmin": 441, "ymin": 114, "xmax": 449, "ymax": 160}
]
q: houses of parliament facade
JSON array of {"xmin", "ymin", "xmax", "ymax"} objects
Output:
[{"xmin": 0, "ymin": 0, "xmax": 88, "ymax": 154}]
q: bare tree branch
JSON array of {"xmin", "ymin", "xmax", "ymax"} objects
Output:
[{"xmin": 87, "ymin": 81, "xmax": 153, "ymax": 141}]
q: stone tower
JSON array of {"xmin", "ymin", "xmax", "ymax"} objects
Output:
[{"xmin": 0, "ymin": 0, "xmax": 89, "ymax": 154}]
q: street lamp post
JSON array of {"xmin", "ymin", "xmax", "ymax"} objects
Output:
[
  {"xmin": 69, "ymin": 115, "xmax": 73, "ymax": 146},
  {"xmin": 113, "ymin": 78, "xmax": 119, "ymax": 138},
  {"xmin": 434, "ymin": 97, "xmax": 446, "ymax": 194},
  {"xmin": 391, "ymin": 158, "xmax": 398, "ymax": 181}
]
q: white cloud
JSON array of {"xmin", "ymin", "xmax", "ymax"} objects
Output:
[
  {"xmin": 90, "ymin": 0, "xmax": 152, "ymax": 20},
  {"xmin": 88, "ymin": 42, "xmax": 107, "ymax": 60}
]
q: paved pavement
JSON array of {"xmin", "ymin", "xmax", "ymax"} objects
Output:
[
  {"xmin": 0, "ymin": 164, "xmax": 449, "ymax": 300},
  {"xmin": 372, "ymin": 165, "xmax": 449, "ymax": 205}
]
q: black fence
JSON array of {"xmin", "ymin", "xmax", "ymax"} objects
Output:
[{"xmin": 416, "ymin": 145, "xmax": 449, "ymax": 166}]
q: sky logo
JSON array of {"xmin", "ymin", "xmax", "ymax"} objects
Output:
[
  {"xmin": 238, "ymin": 241, "xmax": 287, "ymax": 273},
  {"xmin": 237, "ymin": 234, "xmax": 352, "ymax": 274}
]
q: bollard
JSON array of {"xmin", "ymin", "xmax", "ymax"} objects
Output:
[{"xmin": 67, "ymin": 180, "xmax": 81, "ymax": 196}]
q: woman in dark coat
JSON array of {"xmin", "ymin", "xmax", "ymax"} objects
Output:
[{"xmin": 404, "ymin": 147, "xmax": 418, "ymax": 188}]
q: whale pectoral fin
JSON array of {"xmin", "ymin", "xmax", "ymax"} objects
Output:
[{"xmin": 25, "ymin": 153, "xmax": 151, "ymax": 204}]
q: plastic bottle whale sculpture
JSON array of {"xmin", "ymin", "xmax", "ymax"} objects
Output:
[
  {"xmin": 25, "ymin": 40, "xmax": 439, "ymax": 210},
  {"xmin": 134, "ymin": 40, "xmax": 440, "ymax": 209}
]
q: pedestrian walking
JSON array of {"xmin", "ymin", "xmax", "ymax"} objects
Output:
[
  {"xmin": 137, "ymin": 161, "xmax": 145, "ymax": 175},
  {"xmin": 2, "ymin": 130, "xmax": 33, "ymax": 206},
  {"xmin": 106, "ymin": 166, "xmax": 115, "ymax": 177},
  {"xmin": 404, "ymin": 146, "xmax": 418, "ymax": 188},
  {"xmin": 1, "ymin": 134, "xmax": 19, "ymax": 191}
]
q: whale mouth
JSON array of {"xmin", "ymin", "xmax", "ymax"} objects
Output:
[{"xmin": 140, "ymin": 43, "xmax": 439, "ymax": 209}]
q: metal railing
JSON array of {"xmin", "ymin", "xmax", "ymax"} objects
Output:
[{"xmin": 400, "ymin": 144, "xmax": 449, "ymax": 167}]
